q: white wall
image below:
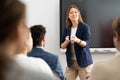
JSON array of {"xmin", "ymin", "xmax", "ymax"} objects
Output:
[{"xmin": 21, "ymin": 0, "xmax": 60, "ymax": 54}]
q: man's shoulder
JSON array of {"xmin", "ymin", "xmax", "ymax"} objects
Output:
[
  {"xmin": 31, "ymin": 48, "xmax": 58, "ymax": 61},
  {"xmin": 90, "ymin": 56, "xmax": 118, "ymax": 75},
  {"xmin": 32, "ymin": 48, "xmax": 57, "ymax": 55},
  {"xmin": 45, "ymin": 51, "xmax": 58, "ymax": 60},
  {"xmin": 16, "ymin": 54, "xmax": 53, "ymax": 76},
  {"xmin": 90, "ymin": 56, "xmax": 120, "ymax": 80}
]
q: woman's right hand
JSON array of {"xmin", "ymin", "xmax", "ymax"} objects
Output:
[
  {"xmin": 61, "ymin": 36, "xmax": 70, "ymax": 49},
  {"xmin": 65, "ymin": 36, "xmax": 70, "ymax": 42}
]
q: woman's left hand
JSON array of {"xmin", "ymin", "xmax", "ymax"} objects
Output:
[{"xmin": 71, "ymin": 36, "xmax": 80, "ymax": 43}]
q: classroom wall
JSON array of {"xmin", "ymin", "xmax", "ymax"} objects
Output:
[{"xmin": 21, "ymin": 0, "xmax": 60, "ymax": 54}]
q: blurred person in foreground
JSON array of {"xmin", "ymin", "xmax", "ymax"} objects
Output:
[
  {"xmin": 0, "ymin": 0, "xmax": 53, "ymax": 80},
  {"xmin": 89, "ymin": 16, "xmax": 120, "ymax": 80}
]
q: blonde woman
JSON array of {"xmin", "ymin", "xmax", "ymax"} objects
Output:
[{"xmin": 61, "ymin": 5, "xmax": 93, "ymax": 80}]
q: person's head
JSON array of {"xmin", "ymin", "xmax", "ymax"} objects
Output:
[
  {"xmin": 0, "ymin": 0, "xmax": 30, "ymax": 54},
  {"xmin": 66, "ymin": 5, "xmax": 84, "ymax": 27},
  {"xmin": 17, "ymin": 27, "xmax": 33, "ymax": 54},
  {"xmin": 30, "ymin": 25, "xmax": 46, "ymax": 47},
  {"xmin": 0, "ymin": 0, "xmax": 27, "ymax": 79},
  {"xmin": 112, "ymin": 17, "xmax": 120, "ymax": 51}
]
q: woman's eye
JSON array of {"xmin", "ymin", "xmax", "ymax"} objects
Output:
[{"xmin": 69, "ymin": 12, "xmax": 73, "ymax": 14}]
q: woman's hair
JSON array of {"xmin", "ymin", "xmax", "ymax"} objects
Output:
[
  {"xmin": 30, "ymin": 25, "xmax": 46, "ymax": 47},
  {"xmin": 0, "ymin": 0, "xmax": 25, "ymax": 43},
  {"xmin": 112, "ymin": 17, "xmax": 120, "ymax": 37},
  {"xmin": 66, "ymin": 5, "xmax": 84, "ymax": 28},
  {"xmin": 0, "ymin": 0, "xmax": 25, "ymax": 80}
]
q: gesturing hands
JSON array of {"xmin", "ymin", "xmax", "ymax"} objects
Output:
[
  {"xmin": 62, "ymin": 35, "xmax": 83, "ymax": 48},
  {"xmin": 65, "ymin": 36, "xmax": 80, "ymax": 43},
  {"xmin": 71, "ymin": 36, "xmax": 80, "ymax": 43},
  {"xmin": 65, "ymin": 36, "xmax": 70, "ymax": 42}
]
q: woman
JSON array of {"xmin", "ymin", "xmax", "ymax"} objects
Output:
[
  {"xmin": 0, "ymin": 0, "xmax": 26, "ymax": 79},
  {"xmin": 61, "ymin": 5, "xmax": 93, "ymax": 80},
  {"xmin": 0, "ymin": 0, "xmax": 53, "ymax": 80},
  {"xmin": 89, "ymin": 17, "xmax": 120, "ymax": 80}
]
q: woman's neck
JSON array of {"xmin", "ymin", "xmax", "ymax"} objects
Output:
[
  {"xmin": 0, "ymin": 40, "xmax": 28, "ymax": 55},
  {"xmin": 72, "ymin": 21, "xmax": 78, "ymax": 28},
  {"xmin": 0, "ymin": 42, "xmax": 16, "ymax": 55}
]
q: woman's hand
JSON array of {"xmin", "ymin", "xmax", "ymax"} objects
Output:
[
  {"xmin": 71, "ymin": 36, "xmax": 80, "ymax": 43},
  {"xmin": 71, "ymin": 36, "xmax": 86, "ymax": 47},
  {"xmin": 65, "ymin": 36, "xmax": 70, "ymax": 42},
  {"xmin": 61, "ymin": 36, "xmax": 70, "ymax": 49}
]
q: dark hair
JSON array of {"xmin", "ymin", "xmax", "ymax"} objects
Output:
[
  {"xmin": 0, "ymin": 0, "xmax": 25, "ymax": 79},
  {"xmin": 30, "ymin": 25, "xmax": 46, "ymax": 47},
  {"xmin": 112, "ymin": 17, "xmax": 120, "ymax": 37},
  {"xmin": 0, "ymin": 0, "xmax": 25, "ymax": 43}
]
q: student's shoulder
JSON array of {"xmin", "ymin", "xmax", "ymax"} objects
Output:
[
  {"xmin": 45, "ymin": 51, "xmax": 58, "ymax": 59},
  {"xmin": 89, "ymin": 61, "xmax": 107, "ymax": 80},
  {"xmin": 25, "ymin": 57, "xmax": 54, "ymax": 78},
  {"xmin": 18, "ymin": 55, "xmax": 48, "ymax": 68},
  {"xmin": 28, "ymin": 56, "xmax": 47, "ymax": 64},
  {"xmin": 91, "ymin": 57, "xmax": 114, "ymax": 74},
  {"xmin": 90, "ymin": 57, "xmax": 117, "ymax": 80},
  {"xmin": 16, "ymin": 55, "xmax": 54, "ymax": 80}
]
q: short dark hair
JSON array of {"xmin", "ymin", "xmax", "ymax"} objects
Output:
[{"xmin": 30, "ymin": 25, "xmax": 46, "ymax": 47}]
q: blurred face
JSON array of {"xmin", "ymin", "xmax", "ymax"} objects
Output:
[
  {"xmin": 17, "ymin": 19, "xmax": 33, "ymax": 53},
  {"xmin": 69, "ymin": 7, "xmax": 79, "ymax": 22},
  {"xmin": 26, "ymin": 32, "xmax": 33, "ymax": 52},
  {"xmin": 113, "ymin": 31, "xmax": 120, "ymax": 51}
]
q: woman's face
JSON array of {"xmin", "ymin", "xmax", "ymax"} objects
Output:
[
  {"xmin": 69, "ymin": 7, "xmax": 79, "ymax": 22},
  {"xmin": 17, "ymin": 18, "xmax": 33, "ymax": 53},
  {"xmin": 113, "ymin": 31, "xmax": 120, "ymax": 51}
]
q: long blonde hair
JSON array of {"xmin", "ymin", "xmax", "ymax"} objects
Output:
[{"xmin": 66, "ymin": 5, "xmax": 84, "ymax": 28}]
